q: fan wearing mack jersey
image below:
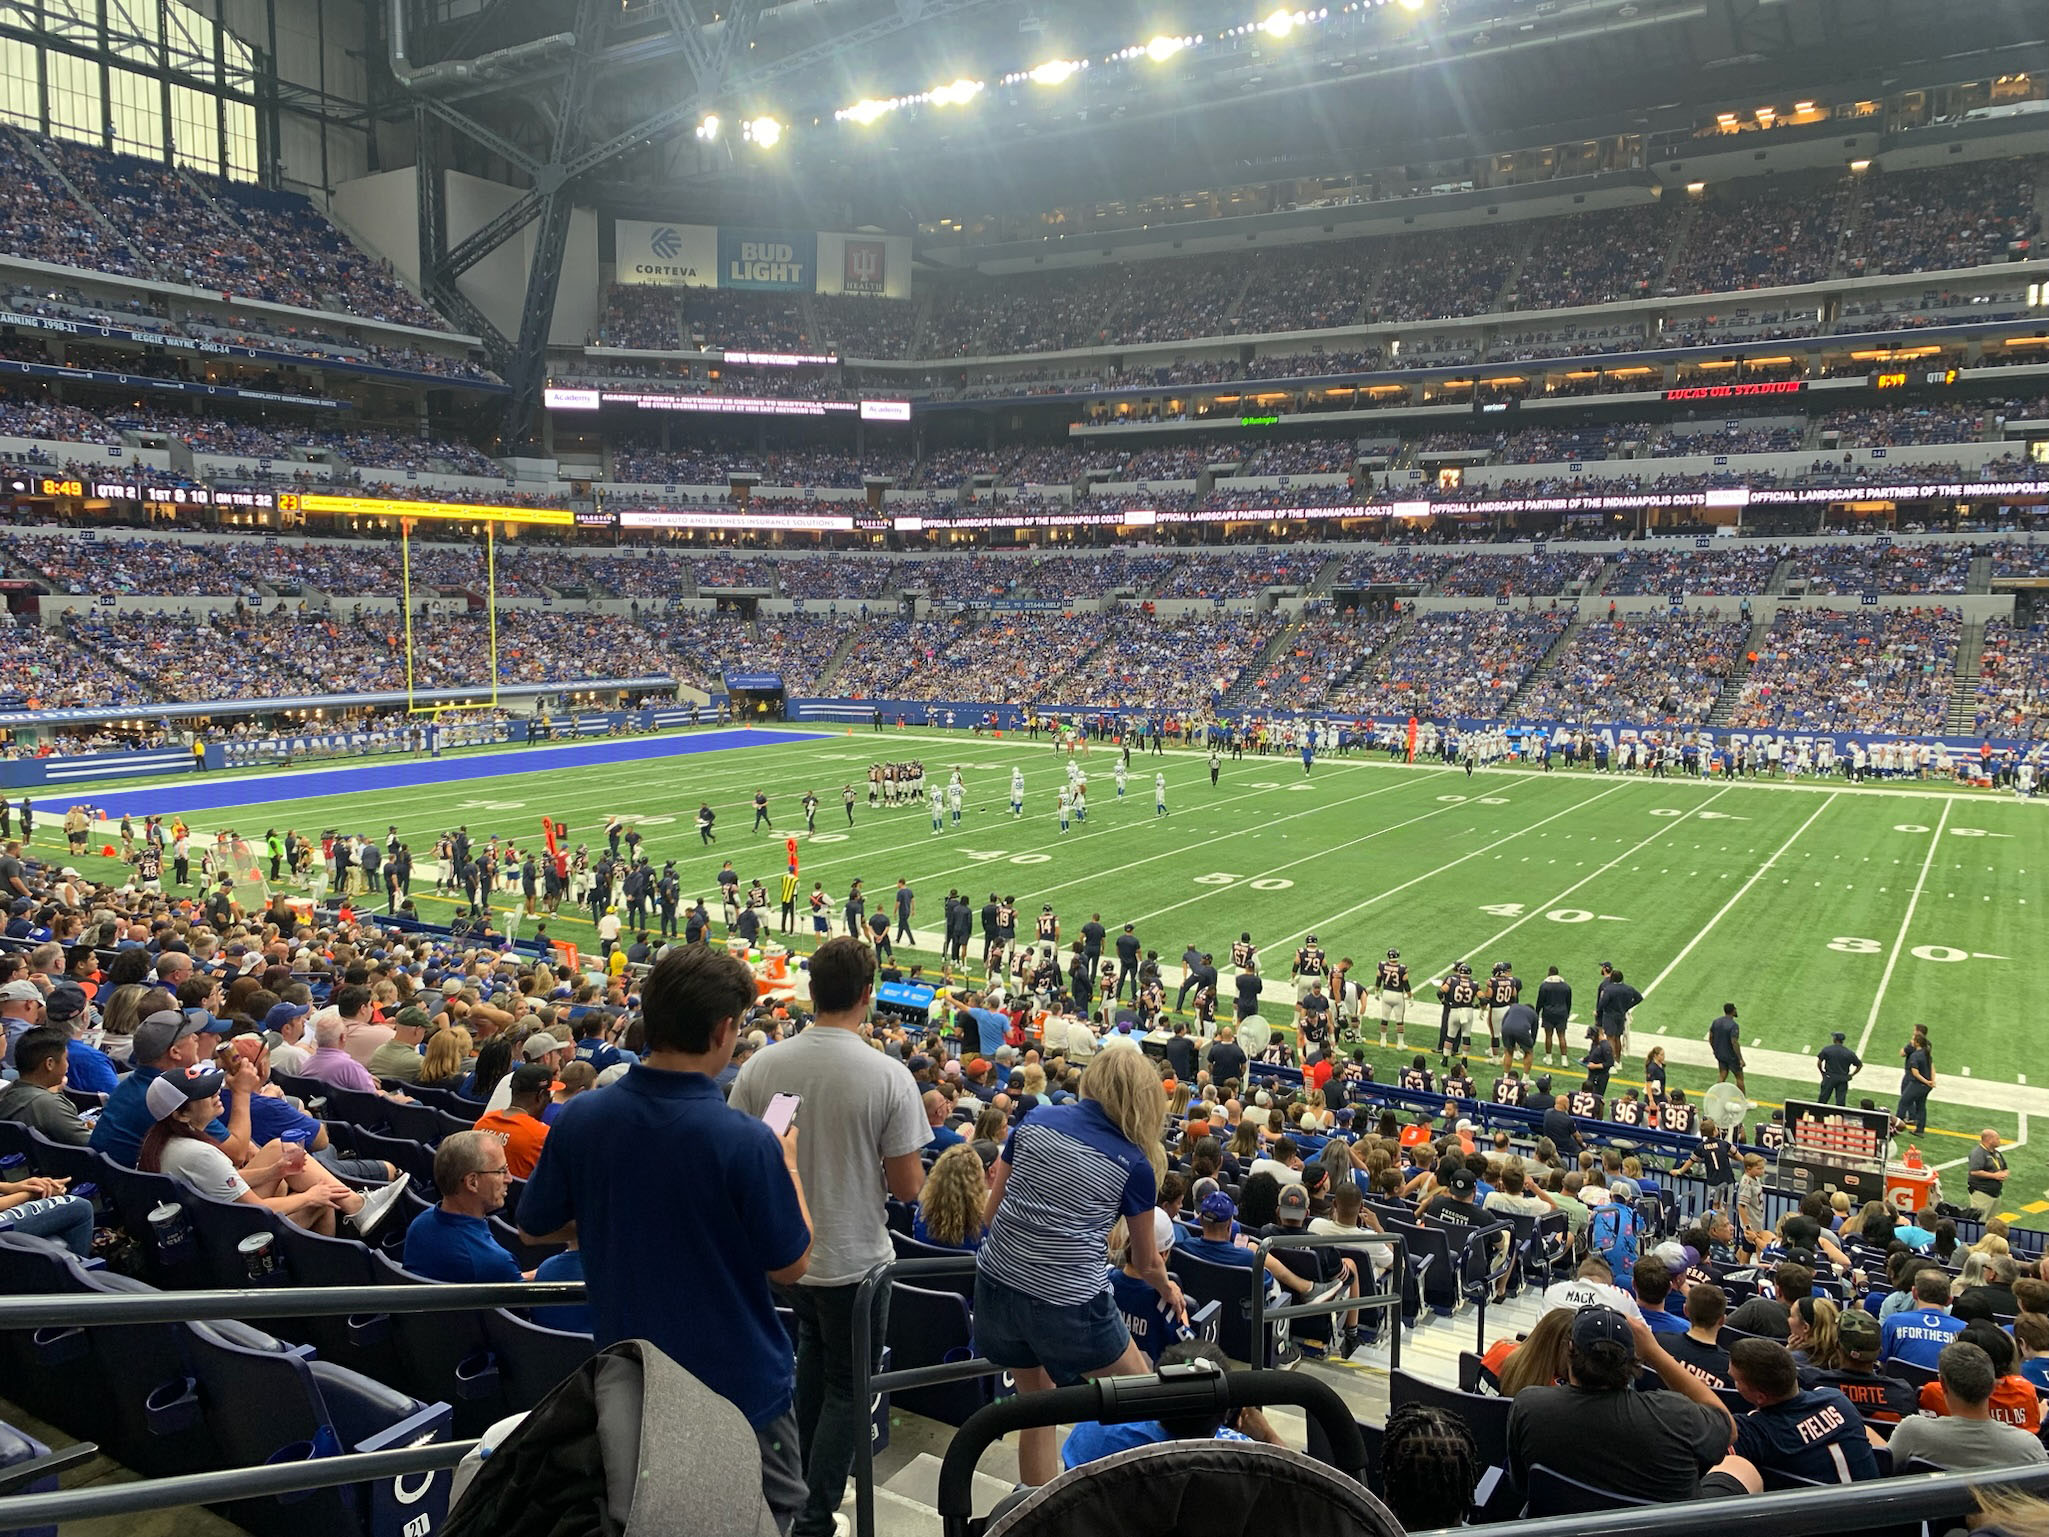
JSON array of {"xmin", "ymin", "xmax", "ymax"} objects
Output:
[
  {"xmin": 1292, "ymin": 937, "xmax": 1328, "ymax": 1002},
  {"xmin": 1484, "ymin": 964, "xmax": 1522, "ymax": 1063},
  {"xmin": 1375, "ymin": 949, "xmax": 1412, "ymax": 1050}
]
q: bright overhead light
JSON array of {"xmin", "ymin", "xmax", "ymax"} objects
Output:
[
  {"xmin": 1145, "ymin": 33, "xmax": 1187, "ymax": 60},
  {"xmin": 1849, "ymin": 158, "xmax": 1870, "ymax": 171},
  {"xmin": 841, "ymin": 98, "xmax": 890, "ymax": 125},
  {"xmin": 1396, "ymin": 0, "xmax": 1425, "ymax": 11},
  {"xmin": 1027, "ymin": 58, "xmax": 1081, "ymax": 85},
  {"xmin": 1794, "ymin": 100, "xmax": 1814, "ymax": 111},
  {"xmin": 1263, "ymin": 8, "xmax": 1296, "ymax": 36},
  {"xmin": 694, "ymin": 113, "xmax": 720, "ymax": 140},
  {"xmin": 743, "ymin": 115, "xmax": 782, "ymax": 147},
  {"xmin": 928, "ymin": 77, "xmax": 984, "ymax": 106}
]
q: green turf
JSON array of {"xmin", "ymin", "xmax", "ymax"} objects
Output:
[{"xmin": 42, "ymin": 727, "xmax": 2049, "ymax": 1223}]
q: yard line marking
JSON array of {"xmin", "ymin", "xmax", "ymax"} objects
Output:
[
  {"xmin": 1418, "ymin": 784, "xmax": 1735, "ymax": 979},
  {"xmin": 1857, "ymin": 796, "xmax": 1954, "ymax": 1060},
  {"xmin": 1639, "ymin": 792, "xmax": 1841, "ymax": 1002},
  {"xmin": 978, "ymin": 769, "xmax": 1465, "ymax": 910},
  {"xmin": 1254, "ymin": 781, "xmax": 1637, "ymax": 949}
]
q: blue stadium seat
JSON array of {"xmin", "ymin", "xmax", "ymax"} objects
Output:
[
  {"xmin": 887, "ymin": 1229, "xmax": 976, "ymax": 1295},
  {"xmin": 1168, "ymin": 1248, "xmax": 1279, "ymax": 1366},
  {"xmin": 180, "ymin": 1317, "xmax": 453, "ymax": 1537},
  {"xmin": 270, "ymin": 1223, "xmax": 406, "ymax": 1384},
  {"xmin": 380, "ymin": 1100, "xmax": 446, "ymax": 1146},
  {"xmin": 882, "ymin": 1281, "xmax": 992, "ymax": 1427},
  {"xmin": 183, "ymin": 1191, "xmax": 288, "ymax": 1290},
  {"xmin": 1389, "ymin": 1370, "xmax": 1512, "ymax": 1474},
  {"xmin": 480, "ymin": 1307, "xmax": 594, "ymax": 1412},
  {"xmin": 368, "ymin": 1250, "xmax": 505, "ymax": 1436},
  {"xmin": 94, "ymin": 1159, "xmax": 204, "ymax": 1288}
]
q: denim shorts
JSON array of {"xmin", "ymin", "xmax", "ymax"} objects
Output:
[{"xmin": 972, "ymin": 1270, "xmax": 1131, "ymax": 1386}]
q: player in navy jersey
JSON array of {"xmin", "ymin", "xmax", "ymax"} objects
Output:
[
  {"xmin": 1374, "ymin": 949, "xmax": 1411, "ymax": 1049},
  {"xmin": 1399, "ymin": 1055, "xmax": 1435, "ymax": 1095}
]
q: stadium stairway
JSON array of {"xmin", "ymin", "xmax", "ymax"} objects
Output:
[
  {"xmin": 1304, "ymin": 552, "xmax": 1349, "ymax": 598},
  {"xmin": 1967, "ymin": 550, "xmax": 1994, "ymax": 594},
  {"xmin": 1709, "ymin": 617, "xmax": 1775, "ymax": 725},
  {"xmin": 813, "ymin": 626, "xmax": 868, "ymax": 692},
  {"xmin": 1222, "ymin": 623, "xmax": 1314, "ymax": 710},
  {"xmin": 1654, "ymin": 196, "xmax": 1702, "ymax": 285},
  {"xmin": 1502, "ymin": 613, "xmax": 1586, "ymax": 714},
  {"xmin": 17, "ymin": 133, "xmax": 126, "ymax": 252},
  {"xmin": 1763, "ymin": 553, "xmax": 1797, "ymax": 594},
  {"xmin": 1946, "ymin": 618, "xmax": 1986, "ymax": 734}
]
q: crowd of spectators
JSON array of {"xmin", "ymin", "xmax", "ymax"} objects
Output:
[
  {"xmin": 1665, "ymin": 192, "xmax": 1843, "ymax": 293},
  {"xmin": 1789, "ymin": 542, "xmax": 1974, "ymax": 595},
  {"xmin": 1333, "ymin": 550, "xmax": 1461, "ymax": 588},
  {"xmin": 30, "ymin": 133, "xmax": 445, "ymax": 329},
  {"xmin": 1989, "ymin": 541, "xmax": 2049, "ymax": 579},
  {"xmin": 1653, "ymin": 424, "xmax": 1806, "ymax": 457},
  {"xmin": 1506, "ymin": 206, "xmax": 1677, "ymax": 312},
  {"xmin": 810, "ymin": 294, "xmax": 920, "ymax": 359},
  {"xmin": 1729, "ymin": 607, "xmax": 1960, "ymax": 735},
  {"xmin": 1239, "ymin": 612, "xmax": 1403, "ymax": 711},
  {"xmin": 1234, "ymin": 438, "xmax": 1359, "ymax": 476},
  {"xmin": 593, "ymin": 286, "xmax": 682, "ymax": 350},
  {"xmin": 1972, "ymin": 616, "xmax": 2049, "ymax": 740},
  {"xmin": 1822, "ymin": 406, "xmax": 1986, "ymax": 446},
  {"xmin": 1604, "ymin": 545, "xmax": 1785, "ymax": 596},
  {"xmin": 1520, "ymin": 615, "xmax": 1747, "ymax": 724},
  {"xmin": 1435, "ymin": 551, "xmax": 1604, "ymax": 597},
  {"xmin": 1331, "ymin": 609, "xmax": 1572, "ymax": 716},
  {"xmin": 682, "ymin": 290, "xmax": 819, "ymax": 354},
  {"xmin": 831, "ymin": 614, "xmax": 1111, "ymax": 699},
  {"xmin": 1040, "ymin": 612, "xmax": 1289, "ymax": 708},
  {"xmin": 1844, "ymin": 157, "xmax": 2041, "ymax": 277}
]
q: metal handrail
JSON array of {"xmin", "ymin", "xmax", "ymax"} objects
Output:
[
  {"xmin": 851, "ymin": 1254, "xmax": 1000, "ymax": 1537},
  {"xmin": 1247, "ymin": 1229, "xmax": 1408, "ymax": 1371},
  {"xmin": 1407, "ymin": 1465, "xmax": 2049, "ymax": 1537},
  {"xmin": 0, "ymin": 1280, "xmax": 585, "ymax": 1327},
  {"xmin": 0, "ymin": 1441, "xmax": 478, "ymax": 1526}
]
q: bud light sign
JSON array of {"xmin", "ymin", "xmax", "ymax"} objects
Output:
[{"xmin": 718, "ymin": 228, "xmax": 816, "ymax": 290}]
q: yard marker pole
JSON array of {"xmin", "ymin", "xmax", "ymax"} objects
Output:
[{"xmin": 401, "ymin": 519, "xmax": 416, "ymax": 714}]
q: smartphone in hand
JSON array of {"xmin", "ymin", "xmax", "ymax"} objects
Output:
[{"xmin": 762, "ymin": 1092, "xmax": 801, "ymax": 1137}]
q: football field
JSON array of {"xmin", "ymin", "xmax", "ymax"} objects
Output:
[{"xmin": 47, "ymin": 725, "xmax": 2049, "ymax": 1224}]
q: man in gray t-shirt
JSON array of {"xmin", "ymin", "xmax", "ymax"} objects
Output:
[
  {"xmin": 1888, "ymin": 1341, "xmax": 2049, "ymax": 1472},
  {"xmin": 728, "ymin": 938, "xmax": 928, "ymax": 1537}
]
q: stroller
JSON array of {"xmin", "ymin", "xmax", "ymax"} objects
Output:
[{"xmin": 935, "ymin": 1361, "xmax": 1399, "ymax": 1537}]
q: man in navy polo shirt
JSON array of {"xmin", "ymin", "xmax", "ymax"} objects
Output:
[
  {"xmin": 520, "ymin": 945, "xmax": 813, "ymax": 1532},
  {"xmin": 403, "ymin": 1129, "xmax": 526, "ymax": 1284}
]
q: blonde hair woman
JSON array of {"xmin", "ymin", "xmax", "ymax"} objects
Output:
[
  {"xmin": 914, "ymin": 1144, "xmax": 990, "ymax": 1251},
  {"xmin": 973, "ymin": 1048, "xmax": 1181, "ymax": 1486},
  {"xmin": 417, "ymin": 1026, "xmax": 473, "ymax": 1086}
]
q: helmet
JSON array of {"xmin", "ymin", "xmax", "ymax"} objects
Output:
[
  {"xmin": 1386, "ymin": 948, "xmax": 1400, "ymax": 960},
  {"xmin": 1493, "ymin": 961, "xmax": 1511, "ymax": 975}
]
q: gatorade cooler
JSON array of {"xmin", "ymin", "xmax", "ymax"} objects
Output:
[
  {"xmin": 1885, "ymin": 1164, "xmax": 1937, "ymax": 1213},
  {"xmin": 764, "ymin": 948, "xmax": 788, "ymax": 981}
]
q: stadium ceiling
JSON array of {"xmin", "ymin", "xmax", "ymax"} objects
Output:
[{"xmin": 384, "ymin": 0, "xmax": 2044, "ymax": 434}]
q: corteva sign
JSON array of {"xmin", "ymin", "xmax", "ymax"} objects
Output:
[
  {"xmin": 614, "ymin": 220, "xmax": 717, "ymax": 286},
  {"xmin": 717, "ymin": 229, "xmax": 816, "ymax": 290}
]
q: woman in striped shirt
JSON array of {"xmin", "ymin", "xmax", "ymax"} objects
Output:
[{"xmin": 974, "ymin": 1049, "xmax": 1187, "ymax": 1485}]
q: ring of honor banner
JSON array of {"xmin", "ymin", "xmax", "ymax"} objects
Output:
[{"xmin": 613, "ymin": 222, "xmax": 911, "ymax": 297}]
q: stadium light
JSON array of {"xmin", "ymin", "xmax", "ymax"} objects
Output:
[
  {"xmin": 1263, "ymin": 8, "xmax": 1296, "ymax": 36},
  {"xmin": 743, "ymin": 115, "xmax": 783, "ymax": 147},
  {"xmin": 1145, "ymin": 34, "xmax": 1188, "ymax": 61},
  {"xmin": 1026, "ymin": 58, "xmax": 1081, "ymax": 85},
  {"xmin": 694, "ymin": 113, "xmax": 720, "ymax": 140},
  {"xmin": 928, "ymin": 77, "xmax": 984, "ymax": 106},
  {"xmin": 1396, "ymin": 0, "xmax": 1424, "ymax": 11},
  {"xmin": 841, "ymin": 98, "xmax": 891, "ymax": 125}
]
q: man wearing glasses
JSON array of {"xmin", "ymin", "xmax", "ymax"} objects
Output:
[{"xmin": 401, "ymin": 1128, "xmax": 531, "ymax": 1282}]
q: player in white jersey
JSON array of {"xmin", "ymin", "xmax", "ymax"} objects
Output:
[
  {"xmin": 1114, "ymin": 761, "xmax": 1127, "ymax": 797},
  {"xmin": 1154, "ymin": 772, "xmax": 1167, "ymax": 816},
  {"xmin": 947, "ymin": 777, "xmax": 965, "ymax": 824},
  {"xmin": 931, "ymin": 787, "xmax": 946, "ymax": 834},
  {"xmin": 2019, "ymin": 760, "xmax": 2038, "ymax": 799},
  {"xmin": 1010, "ymin": 767, "xmax": 1025, "ymax": 815},
  {"xmin": 1056, "ymin": 785, "xmax": 1072, "ymax": 832},
  {"xmin": 1073, "ymin": 779, "xmax": 1087, "ymax": 822}
]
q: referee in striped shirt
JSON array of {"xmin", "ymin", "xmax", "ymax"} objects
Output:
[{"xmin": 778, "ymin": 870, "xmax": 800, "ymax": 934}]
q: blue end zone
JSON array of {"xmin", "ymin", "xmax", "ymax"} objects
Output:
[{"xmin": 98, "ymin": 729, "xmax": 831, "ymax": 819}]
